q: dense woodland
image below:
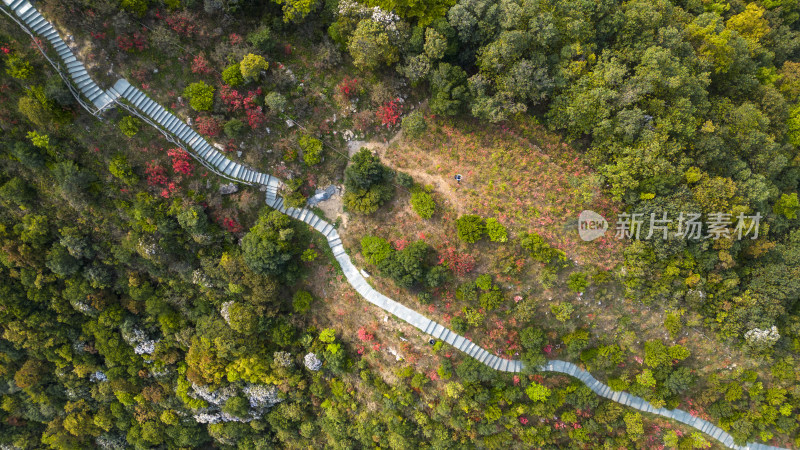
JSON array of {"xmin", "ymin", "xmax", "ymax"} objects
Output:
[{"xmin": 1, "ymin": 0, "xmax": 800, "ymax": 448}]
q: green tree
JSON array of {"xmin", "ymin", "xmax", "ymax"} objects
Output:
[
  {"xmin": 183, "ymin": 82, "xmax": 215, "ymax": 111},
  {"xmin": 118, "ymin": 115, "xmax": 140, "ymax": 137},
  {"xmin": 525, "ymin": 382, "xmax": 551, "ymax": 402},
  {"xmin": 567, "ymin": 272, "xmax": 588, "ymax": 293},
  {"xmin": 222, "ymin": 395, "xmax": 250, "ymax": 419},
  {"xmin": 46, "ymin": 243, "xmax": 80, "ymax": 277},
  {"xmin": 222, "ymin": 64, "xmax": 244, "ymax": 87},
  {"xmin": 265, "ymin": 92, "xmax": 287, "ymax": 113},
  {"xmin": 272, "ymin": 0, "xmax": 319, "ymax": 22},
  {"xmin": 456, "ymin": 215, "xmax": 485, "ymax": 243},
  {"xmin": 5, "ymin": 54, "xmax": 33, "ymax": 79},
  {"xmin": 485, "ymin": 218, "xmax": 507, "ymax": 242},
  {"xmin": 401, "ymin": 110, "xmax": 427, "ymax": 138},
  {"xmin": 241, "ymin": 209, "xmax": 302, "ymax": 277},
  {"xmin": 361, "ymin": 235, "xmax": 392, "ymax": 265},
  {"xmin": 424, "ymin": 28, "xmax": 447, "ymax": 60},
  {"xmin": 292, "ymin": 290, "xmax": 313, "ymax": 313},
  {"xmin": 120, "ymin": 0, "xmax": 148, "ymax": 17},
  {"xmin": 410, "ymin": 189, "xmax": 435, "ymax": 219},
  {"xmin": 240, "ymin": 53, "xmax": 269, "ymax": 81},
  {"xmin": 429, "ymin": 63, "xmax": 469, "ymax": 116},
  {"xmin": 248, "ymin": 26, "xmax": 272, "ymax": 52},
  {"xmin": 224, "ymin": 119, "xmax": 245, "ymax": 138},
  {"xmin": 227, "ymin": 302, "xmax": 259, "ymax": 334},
  {"xmin": 378, "ymin": 241, "xmax": 431, "ymax": 287},
  {"xmin": 108, "ymin": 154, "xmax": 138, "ymax": 185},
  {"xmin": 773, "ymin": 193, "xmax": 799, "ymax": 219},
  {"xmin": 344, "ymin": 148, "xmax": 394, "ymax": 214},
  {"xmin": 348, "ymin": 19, "xmax": 399, "ymax": 71},
  {"xmin": 298, "ymin": 135, "xmax": 323, "ymax": 165}
]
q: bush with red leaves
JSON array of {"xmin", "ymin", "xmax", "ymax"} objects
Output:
[
  {"xmin": 377, "ymin": 98, "xmax": 401, "ymax": 128},
  {"xmin": 438, "ymin": 246, "xmax": 476, "ymax": 277},
  {"xmin": 195, "ymin": 116, "xmax": 220, "ymax": 137},
  {"xmin": 116, "ymin": 32, "xmax": 147, "ymax": 52},
  {"xmin": 191, "ymin": 53, "xmax": 212, "ymax": 75},
  {"xmin": 243, "ymin": 90, "xmax": 266, "ymax": 129},
  {"xmin": 222, "ymin": 217, "xmax": 242, "ymax": 233},
  {"xmin": 220, "ymin": 85, "xmax": 244, "ymax": 112},
  {"xmin": 357, "ymin": 327, "xmax": 374, "ymax": 342},
  {"xmin": 145, "ymin": 160, "xmax": 168, "ymax": 186},
  {"xmin": 337, "ymin": 77, "xmax": 359, "ymax": 99},
  {"xmin": 229, "ymin": 33, "xmax": 242, "ymax": 45},
  {"xmin": 165, "ymin": 11, "xmax": 197, "ymax": 36},
  {"xmin": 167, "ymin": 148, "xmax": 193, "ymax": 176}
]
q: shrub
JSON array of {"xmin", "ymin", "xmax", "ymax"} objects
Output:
[
  {"xmin": 265, "ymin": 92, "xmax": 287, "ymax": 113},
  {"xmin": 485, "ymin": 218, "xmax": 507, "ymax": 242},
  {"xmin": 118, "ymin": 115, "xmax": 140, "ymax": 137},
  {"xmin": 456, "ymin": 215, "xmax": 485, "ymax": 243},
  {"xmin": 224, "ymin": 119, "xmax": 245, "ymax": 138},
  {"xmin": 299, "ymin": 135, "xmax": 323, "ymax": 165},
  {"xmin": 293, "ymin": 290, "xmax": 313, "ymax": 313},
  {"xmin": 337, "ymin": 76, "xmax": 359, "ymax": 98},
  {"xmin": 401, "ymin": 110, "xmax": 426, "ymax": 138},
  {"xmin": 396, "ymin": 172, "xmax": 413, "ymax": 188},
  {"xmin": 183, "ymin": 82, "xmax": 214, "ymax": 111},
  {"xmin": 410, "ymin": 190, "xmax": 435, "ymax": 219},
  {"xmin": 361, "ymin": 236, "xmax": 392, "ymax": 265},
  {"xmin": 222, "ymin": 64, "xmax": 244, "ymax": 87},
  {"xmin": 567, "ymin": 272, "xmax": 589, "ymax": 293}
]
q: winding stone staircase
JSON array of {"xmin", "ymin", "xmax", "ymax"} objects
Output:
[{"xmin": 0, "ymin": 2, "xmax": 787, "ymax": 448}]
